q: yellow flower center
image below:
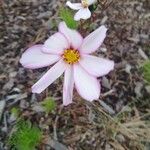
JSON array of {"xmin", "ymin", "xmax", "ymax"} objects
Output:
[
  {"xmin": 63, "ymin": 49, "xmax": 80, "ymax": 64},
  {"xmin": 82, "ymin": 0, "xmax": 89, "ymax": 8}
]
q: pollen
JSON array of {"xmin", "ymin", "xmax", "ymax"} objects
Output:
[
  {"xmin": 81, "ymin": 0, "xmax": 89, "ymax": 8},
  {"xmin": 63, "ymin": 49, "xmax": 80, "ymax": 64}
]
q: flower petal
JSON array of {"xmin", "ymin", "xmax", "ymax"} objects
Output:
[
  {"xmin": 87, "ymin": 0, "xmax": 97, "ymax": 5},
  {"xmin": 80, "ymin": 25, "xmax": 107, "ymax": 54},
  {"xmin": 74, "ymin": 8, "xmax": 91, "ymax": 21},
  {"xmin": 74, "ymin": 64, "xmax": 100, "ymax": 101},
  {"xmin": 59, "ymin": 22, "xmax": 83, "ymax": 49},
  {"xmin": 32, "ymin": 60, "xmax": 67, "ymax": 93},
  {"xmin": 79, "ymin": 55, "xmax": 114, "ymax": 77},
  {"xmin": 63, "ymin": 66, "xmax": 74, "ymax": 106},
  {"xmin": 42, "ymin": 32, "xmax": 69, "ymax": 54},
  {"xmin": 66, "ymin": 1, "xmax": 82, "ymax": 10},
  {"xmin": 20, "ymin": 44, "xmax": 60, "ymax": 69}
]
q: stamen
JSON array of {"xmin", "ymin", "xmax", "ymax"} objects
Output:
[
  {"xmin": 63, "ymin": 49, "xmax": 80, "ymax": 64},
  {"xmin": 82, "ymin": 0, "xmax": 89, "ymax": 8}
]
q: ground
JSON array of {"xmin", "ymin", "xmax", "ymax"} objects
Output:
[{"xmin": 0, "ymin": 0, "xmax": 150, "ymax": 150}]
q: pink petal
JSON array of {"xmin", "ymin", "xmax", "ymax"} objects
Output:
[
  {"xmin": 80, "ymin": 25, "xmax": 107, "ymax": 54},
  {"xmin": 74, "ymin": 8, "xmax": 91, "ymax": 21},
  {"xmin": 66, "ymin": 1, "xmax": 82, "ymax": 10},
  {"xmin": 79, "ymin": 55, "xmax": 114, "ymax": 77},
  {"xmin": 88, "ymin": 0, "xmax": 97, "ymax": 5},
  {"xmin": 58, "ymin": 22, "xmax": 83, "ymax": 49},
  {"xmin": 42, "ymin": 32, "xmax": 69, "ymax": 54},
  {"xmin": 74, "ymin": 64, "xmax": 100, "ymax": 101},
  {"xmin": 32, "ymin": 60, "xmax": 67, "ymax": 93},
  {"xmin": 63, "ymin": 66, "xmax": 74, "ymax": 106},
  {"xmin": 20, "ymin": 44, "xmax": 60, "ymax": 69}
]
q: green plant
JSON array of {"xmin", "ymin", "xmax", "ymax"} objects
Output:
[
  {"xmin": 41, "ymin": 97, "xmax": 56, "ymax": 114},
  {"xmin": 141, "ymin": 60, "xmax": 150, "ymax": 84},
  {"xmin": 89, "ymin": 3, "xmax": 98, "ymax": 12},
  {"xmin": 60, "ymin": 8, "xmax": 78, "ymax": 29},
  {"xmin": 11, "ymin": 107, "xmax": 20, "ymax": 118},
  {"xmin": 9, "ymin": 119, "xmax": 42, "ymax": 150}
]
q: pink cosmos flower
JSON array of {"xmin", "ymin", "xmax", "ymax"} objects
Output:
[
  {"xmin": 20, "ymin": 22, "xmax": 114, "ymax": 106},
  {"xmin": 66, "ymin": 0, "xmax": 97, "ymax": 21}
]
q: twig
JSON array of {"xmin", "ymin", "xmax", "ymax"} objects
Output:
[
  {"xmin": 98, "ymin": 99, "xmax": 115, "ymax": 115},
  {"xmin": 53, "ymin": 105, "xmax": 63, "ymax": 140},
  {"xmin": 0, "ymin": 100, "xmax": 6, "ymax": 121},
  {"xmin": 89, "ymin": 102, "xmax": 139, "ymax": 139}
]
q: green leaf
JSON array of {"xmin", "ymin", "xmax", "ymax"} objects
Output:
[
  {"xmin": 59, "ymin": 8, "xmax": 78, "ymax": 29},
  {"xmin": 11, "ymin": 107, "xmax": 20, "ymax": 117},
  {"xmin": 41, "ymin": 97, "xmax": 56, "ymax": 114},
  {"xmin": 8, "ymin": 119, "xmax": 42, "ymax": 150},
  {"xmin": 89, "ymin": 4, "xmax": 98, "ymax": 12},
  {"xmin": 141, "ymin": 60, "xmax": 150, "ymax": 84}
]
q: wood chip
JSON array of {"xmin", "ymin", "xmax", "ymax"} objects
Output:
[
  {"xmin": 138, "ymin": 48, "xmax": 149, "ymax": 60},
  {"xmin": 0, "ymin": 100, "xmax": 6, "ymax": 120}
]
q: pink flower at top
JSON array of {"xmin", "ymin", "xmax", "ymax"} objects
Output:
[
  {"xmin": 66, "ymin": 0, "xmax": 97, "ymax": 21},
  {"xmin": 20, "ymin": 22, "xmax": 114, "ymax": 106}
]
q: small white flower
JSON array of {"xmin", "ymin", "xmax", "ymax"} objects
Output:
[{"xmin": 66, "ymin": 0, "xmax": 97, "ymax": 21}]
